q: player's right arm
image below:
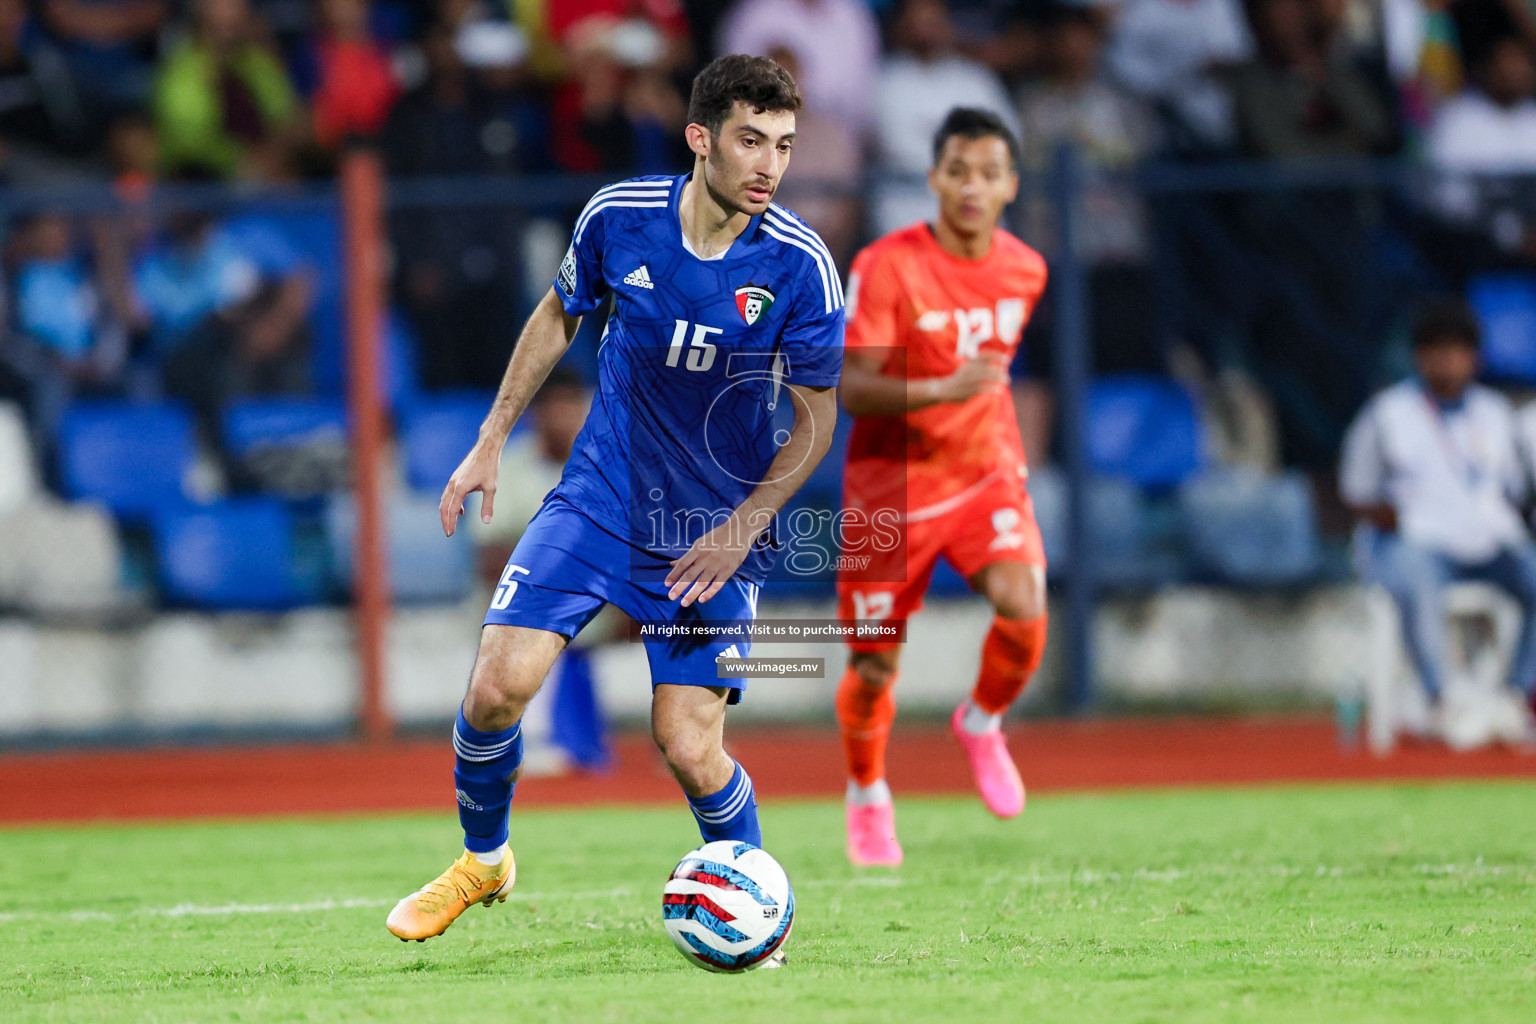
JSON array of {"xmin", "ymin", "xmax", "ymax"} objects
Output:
[
  {"xmin": 440, "ymin": 287, "xmax": 580, "ymax": 536},
  {"xmin": 837, "ymin": 244, "xmax": 1008, "ymax": 417},
  {"xmin": 1339, "ymin": 397, "xmax": 1397, "ymax": 533},
  {"xmin": 840, "ymin": 351, "xmax": 1010, "ymax": 416},
  {"xmin": 442, "ymin": 185, "xmax": 619, "ymax": 536}
]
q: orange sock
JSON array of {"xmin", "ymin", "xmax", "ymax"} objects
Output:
[
  {"xmin": 835, "ymin": 665, "xmax": 896, "ymax": 786},
  {"xmin": 972, "ymin": 614, "xmax": 1047, "ymax": 714}
]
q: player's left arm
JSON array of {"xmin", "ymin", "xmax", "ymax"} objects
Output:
[
  {"xmin": 666, "ymin": 382, "xmax": 837, "ymax": 606},
  {"xmin": 439, "ymin": 287, "xmax": 581, "ymax": 536}
]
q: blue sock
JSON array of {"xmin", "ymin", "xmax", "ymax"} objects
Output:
[
  {"xmin": 687, "ymin": 761, "xmax": 761, "ymax": 847},
  {"xmin": 452, "ymin": 708, "xmax": 522, "ymax": 853}
]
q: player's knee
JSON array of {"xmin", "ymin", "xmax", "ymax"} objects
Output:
[
  {"xmin": 463, "ymin": 674, "xmax": 511, "ymax": 726},
  {"xmin": 652, "ymin": 725, "xmax": 715, "ymax": 779},
  {"xmin": 851, "ymin": 652, "xmax": 898, "ymax": 690},
  {"xmin": 464, "ymin": 657, "xmax": 532, "ymax": 725},
  {"xmin": 991, "ymin": 574, "xmax": 1046, "ymax": 622}
]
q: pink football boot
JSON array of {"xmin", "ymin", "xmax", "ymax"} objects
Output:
[
  {"xmin": 950, "ymin": 704, "xmax": 1026, "ymax": 818},
  {"xmin": 845, "ymin": 800, "xmax": 904, "ymax": 866}
]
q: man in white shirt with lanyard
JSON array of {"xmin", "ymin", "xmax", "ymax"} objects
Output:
[{"xmin": 1340, "ymin": 298, "xmax": 1536, "ymax": 741}]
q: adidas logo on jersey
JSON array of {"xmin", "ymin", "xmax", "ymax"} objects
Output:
[{"xmin": 624, "ymin": 265, "xmax": 655, "ymax": 289}]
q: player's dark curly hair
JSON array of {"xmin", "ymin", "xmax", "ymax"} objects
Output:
[
  {"xmin": 1412, "ymin": 297, "xmax": 1481, "ymax": 350},
  {"xmin": 687, "ymin": 54, "xmax": 803, "ymax": 137},
  {"xmin": 932, "ymin": 107, "xmax": 1020, "ymax": 169}
]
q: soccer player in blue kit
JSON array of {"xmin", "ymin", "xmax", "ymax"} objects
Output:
[{"xmin": 387, "ymin": 55, "xmax": 845, "ymax": 942}]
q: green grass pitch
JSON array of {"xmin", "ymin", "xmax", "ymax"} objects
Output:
[{"xmin": 4, "ymin": 782, "xmax": 1534, "ymax": 1023}]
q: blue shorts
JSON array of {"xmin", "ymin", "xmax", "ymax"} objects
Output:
[{"xmin": 483, "ymin": 496, "xmax": 760, "ymax": 699}]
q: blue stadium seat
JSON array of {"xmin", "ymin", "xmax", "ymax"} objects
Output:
[
  {"xmin": 1467, "ymin": 274, "xmax": 1536, "ymax": 383},
  {"xmin": 311, "ymin": 305, "xmax": 424, "ymax": 411},
  {"xmin": 222, "ymin": 397, "xmax": 349, "ymax": 458},
  {"xmin": 326, "ymin": 491, "xmax": 475, "ymax": 603},
  {"xmin": 1086, "ymin": 376, "xmax": 1204, "ymax": 488},
  {"xmin": 398, "ymin": 390, "xmax": 501, "ymax": 493},
  {"xmin": 58, "ymin": 401, "xmax": 196, "ymax": 518},
  {"xmin": 1028, "ymin": 466, "xmax": 1069, "ymax": 570},
  {"xmin": 153, "ymin": 499, "xmax": 314, "ymax": 609},
  {"xmin": 1029, "ymin": 467, "xmax": 1185, "ymax": 588},
  {"xmin": 1179, "ymin": 468, "xmax": 1321, "ymax": 585}
]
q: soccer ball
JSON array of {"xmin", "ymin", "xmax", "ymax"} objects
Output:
[{"xmin": 662, "ymin": 840, "xmax": 794, "ymax": 972}]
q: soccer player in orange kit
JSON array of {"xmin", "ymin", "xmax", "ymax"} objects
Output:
[{"xmin": 834, "ymin": 107, "xmax": 1049, "ymax": 866}]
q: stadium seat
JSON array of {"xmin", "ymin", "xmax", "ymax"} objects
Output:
[
  {"xmin": 222, "ymin": 397, "xmax": 351, "ymax": 498},
  {"xmin": 398, "ymin": 390, "xmax": 501, "ymax": 493},
  {"xmin": 1467, "ymin": 273, "xmax": 1536, "ymax": 383},
  {"xmin": 1028, "ymin": 467, "xmax": 1179, "ymax": 588},
  {"xmin": 1179, "ymin": 468, "xmax": 1322, "ymax": 586},
  {"xmin": 222, "ymin": 397, "xmax": 349, "ymax": 457},
  {"xmin": 327, "ymin": 491, "xmax": 475, "ymax": 604},
  {"xmin": 1086, "ymin": 375, "xmax": 1205, "ymax": 489},
  {"xmin": 311, "ymin": 306, "xmax": 424, "ymax": 411},
  {"xmin": 57, "ymin": 401, "xmax": 196, "ymax": 519},
  {"xmin": 0, "ymin": 497, "xmax": 124, "ymax": 615},
  {"xmin": 1027, "ymin": 466, "xmax": 1069, "ymax": 570},
  {"xmin": 153, "ymin": 499, "xmax": 315, "ymax": 610},
  {"xmin": 0, "ymin": 400, "xmax": 36, "ymax": 516}
]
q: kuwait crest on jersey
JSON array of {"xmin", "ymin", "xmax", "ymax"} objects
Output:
[{"xmin": 735, "ymin": 284, "xmax": 775, "ymax": 326}]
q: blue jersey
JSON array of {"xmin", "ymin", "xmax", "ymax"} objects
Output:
[{"xmin": 549, "ymin": 174, "xmax": 845, "ymax": 582}]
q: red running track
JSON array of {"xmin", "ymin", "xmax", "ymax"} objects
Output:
[{"xmin": 1, "ymin": 716, "xmax": 1533, "ymax": 826}]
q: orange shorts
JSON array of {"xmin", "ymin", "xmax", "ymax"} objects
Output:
[{"xmin": 836, "ymin": 474, "xmax": 1046, "ymax": 652}]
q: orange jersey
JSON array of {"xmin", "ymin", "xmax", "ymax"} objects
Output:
[{"xmin": 842, "ymin": 223, "xmax": 1048, "ymax": 518}]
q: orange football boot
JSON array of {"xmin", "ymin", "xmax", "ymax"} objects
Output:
[{"xmin": 386, "ymin": 847, "xmax": 516, "ymax": 941}]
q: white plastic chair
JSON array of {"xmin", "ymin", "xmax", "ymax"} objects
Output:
[
  {"xmin": 0, "ymin": 400, "xmax": 37, "ymax": 516},
  {"xmin": 1363, "ymin": 582, "xmax": 1521, "ymax": 754}
]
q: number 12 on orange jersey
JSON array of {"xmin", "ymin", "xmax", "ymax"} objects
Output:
[{"xmin": 954, "ymin": 299, "xmax": 1028, "ymax": 358}]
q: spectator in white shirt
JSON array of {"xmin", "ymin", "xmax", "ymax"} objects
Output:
[
  {"xmin": 872, "ymin": 0, "xmax": 1019, "ymax": 234},
  {"xmin": 1425, "ymin": 36, "xmax": 1536, "ymax": 273},
  {"xmin": 717, "ymin": 0, "xmax": 880, "ymax": 132},
  {"xmin": 1429, "ymin": 35, "xmax": 1536, "ymax": 173},
  {"xmin": 1340, "ymin": 298, "xmax": 1536, "ymax": 723}
]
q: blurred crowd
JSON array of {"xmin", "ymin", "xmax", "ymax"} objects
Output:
[
  {"xmin": 6, "ymin": 0, "xmax": 1536, "ymax": 464},
  {"xmin": 2, "ymin": 1, "xmax": 1535, "ymax": 186}
]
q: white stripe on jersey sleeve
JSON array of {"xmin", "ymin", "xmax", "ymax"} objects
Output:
[
  {"xmin": 759, "ymin": 221, "xmax": 838, "ymax": 314},
  {"xmin": 574, "ymin": 199, "xmax": 670, "ymax": 243},
  {"xmin": 765, "ymin": 207, "xmax": 844, "ymax": 305},
  {"xmin": 574, "ymin": 181, "xmax": 672, "ymax": 241},
  {"xmin": 575, "ymin": 180, "xmax": 669, "ymax": 223},
  {"xmin": 578, "ymin": 178, "xmax": 672, "ymax": 208},
  {"xmin": 765, "ymin": 206, "xmax": 840, "ymax": 280}
]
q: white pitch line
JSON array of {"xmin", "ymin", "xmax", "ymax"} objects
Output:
[
  {"xmin": 0, "ymin": 889, "xmax": 627, "ymax": 926},
  {"xmin": 0, "ymin": 862, "xmax": 1521, "ymax": 926}
]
